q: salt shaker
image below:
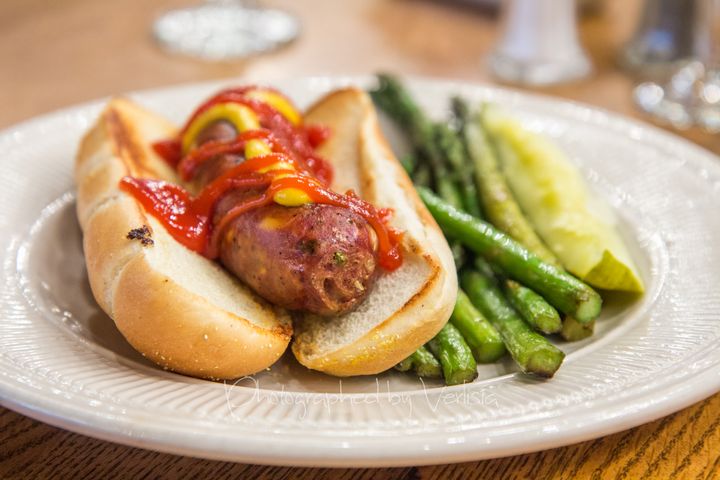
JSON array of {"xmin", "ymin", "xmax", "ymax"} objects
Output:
[{"xmin": 488, "ymin": 0, "xmax": 593, "ymax": 86}]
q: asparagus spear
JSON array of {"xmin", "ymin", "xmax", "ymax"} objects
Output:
[
  {"xmin": 427, "ymin": 323, "xmax": 478, "ymax": 385},
  {"xmin": 373, "ymin": 75, "xmax": 466, "ymax": 210},
  {"xmin": 503, "ymin": 279, "xmax": 562, "ymax": 334},
  {"xmin": 411, "ymin": 345, "xmax": 443, "ymax": 378},
  {"xmin": 451, "ymin": 290, "xmax": 506, "ymax": 363},
  {"xmin": 477, "ymin": 255, "xmax": 564, "ymax": 335},
  {"xmin": 453, "ymin": 97, "xmax": 559, "ymax": 265},
  {"xmin": 434, "ymin": 122, "xmax": 482, "ymax": 217},
  {"xmin": 561, "ymin": 316, "xmax": 595, "ymax": 342},
  {"xmin": 394, "ymin": 346, "xmax": 443, "ymax": 377},
  {"xmin": 418, "ymin": 187, "xmax": 602, "ymax": 323},
  {"xmin": 394, "ymin": 356, "xmax": 414, "ymax": 372},
  {"xmin": 462, "ymin": 262, "xmax": 565, "ymax": 377},
  {"xmin": 403, "ymin": 153, "xmax": 435, "ymax": 198},
  {"xmin": 371, "ymin": 74, "xmax": 435, "ymax": 157}
]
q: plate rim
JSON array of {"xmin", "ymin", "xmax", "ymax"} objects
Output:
[{"xmin": 3, "ymin": 361, "xmax": 719, "ymax": 467}]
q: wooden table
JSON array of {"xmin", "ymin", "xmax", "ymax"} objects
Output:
[{"xmin": 1, "ymin": 0, "xmax": 718, "ymax": 478}]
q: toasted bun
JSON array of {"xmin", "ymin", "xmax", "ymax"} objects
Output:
[
  {"xmin": 291, "ymin": 88, "xmax": 457, "ymax": 376},
  {"xmin": 76, "ymin": 89, "xmax": 457, "ymax": 380},
  {"xmin": 75, "ymin": 98, "xmax": 291, "ymax": 380}
]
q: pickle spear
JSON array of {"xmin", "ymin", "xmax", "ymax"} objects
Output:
[{"xmin": 483, "ymin": 106, "xmax": 644, "ymax": 293}]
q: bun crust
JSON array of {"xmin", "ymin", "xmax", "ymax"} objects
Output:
[
  {"xmin": 292, "ymin": 89, "xmax": 457, "ymax": 376},
  {"xmin": 75, "ymin": 99, "xmax": 291, "ymax": 380}
]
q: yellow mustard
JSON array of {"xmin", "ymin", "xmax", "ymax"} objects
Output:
[
  {"xmin": 244, "ymin": 89, "xmax": 302, "ymax": 126},
  {"xmin": 182, "ymin": 96, "xmax": 312, "ymax": 208},
  {"xmin": 182, "ymin": 103, "xmax": 260, "ymax": 154}
]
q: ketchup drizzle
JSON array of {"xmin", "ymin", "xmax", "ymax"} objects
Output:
[
  {"xmin": 130, "ymin": 87, "xmax": 404, "ymax": 272},
  {"xmin": 177, "ymin": 130, "xmax": 291, "ymax": 181}
]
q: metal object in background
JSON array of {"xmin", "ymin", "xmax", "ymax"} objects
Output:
[
  {"xmin": 634, "ymin": 0, "xmax": 720, "ymax": 132},
  {"xmin": 488, "ymin": 0, "xmax": 592, "ymax": 86},
  {"xmin": 153, "ymin": 0, "xmax": 300, "ymax": 61},
  {"xmin": 620, "ymin": 0, "xmax": 696, "ymax": 78}
]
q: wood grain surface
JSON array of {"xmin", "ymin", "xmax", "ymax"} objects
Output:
[{"xmin": 1, "ymin": 0, "xmax": 718, "ymax": 478}]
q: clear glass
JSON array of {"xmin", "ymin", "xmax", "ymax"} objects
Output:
[
  {"xmin": 620, "ymin": 0, "xmax": 696, "ymax": 78},
  {"xmin": 152, "ymin": 0, "xmax": 300, "ymax": 61},
  {"xmin": 488, "ymin": 0, "xmax": 592, "ymax": 86},
  {"xmin": 633, "ymin": 0, "xmax": 720, "ymax": 132}
]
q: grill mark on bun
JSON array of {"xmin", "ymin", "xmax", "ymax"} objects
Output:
[{"xmin": 126, "ymin": 225, "xmax": 154, "ymax": 246}]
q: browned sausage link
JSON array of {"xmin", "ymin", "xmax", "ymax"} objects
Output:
[
  {"xmin": 191, "ymin": 120, "xmax": 244, "ymax": 188},
  {"xmin": 194, "ymin": 120, "xmax": 379, "ymax": 316}
]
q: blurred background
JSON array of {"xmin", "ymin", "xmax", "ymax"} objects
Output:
[{"xmin": 0, "ymin": 0, "xmax": 718, "ymax": 154}]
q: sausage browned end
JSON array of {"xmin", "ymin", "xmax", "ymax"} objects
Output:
[{"xmin": 194, "ymin": 120, "xmax": 379, "ymax": 316}]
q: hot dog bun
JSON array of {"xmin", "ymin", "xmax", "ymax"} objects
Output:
[
  {"xmin": 75, "ymin": 87, "xmax": 457, "ymax": 380},
  {"xmin": 75, "ymin": 98, "xmax": 292, "ymax": 380},
  {"xmin": 292, "ymin": 88, "xmax": 457, "ymax": 376}
]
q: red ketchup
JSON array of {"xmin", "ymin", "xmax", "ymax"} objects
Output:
[{"xmin": 126, "ymin": 87, "xmax": 404, "ymax": 271}]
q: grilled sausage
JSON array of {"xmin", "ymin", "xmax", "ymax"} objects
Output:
[{"xmin": 195, "ymin": 120, "xmax": 379, "ymax": 316}]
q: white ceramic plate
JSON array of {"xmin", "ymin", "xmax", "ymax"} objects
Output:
[{"xmin": 1, "ymin": 76, "xmax": 720, "ymax": 467}]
